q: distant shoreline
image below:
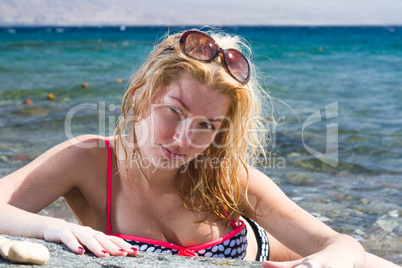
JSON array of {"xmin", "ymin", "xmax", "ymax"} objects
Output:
[{"xmin": 1, "ymin": 24, "xmax": 402, "ymax": 28}]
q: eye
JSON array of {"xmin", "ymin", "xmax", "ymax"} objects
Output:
[
  {"xmin": 169, "ymin": 106, "xmax": 183, "ymax": 116},
  {"xmin": 199, "ymin": 121, "xmax": 215, "ymax": 130}
]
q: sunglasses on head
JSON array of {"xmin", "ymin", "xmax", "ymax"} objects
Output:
[{"xmin": 168, "ymin": 30, "xmax": 251, "ymax": 85}]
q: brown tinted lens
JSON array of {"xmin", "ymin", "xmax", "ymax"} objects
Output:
[
  {"xmin": 183, "ymin": 32, "xmax": 218, "ymax": 61},
  {"xmin": 224, "ymin": 49, "xmax": 250, "ymax": 83}
]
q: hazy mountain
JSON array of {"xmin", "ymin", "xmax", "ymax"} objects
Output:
[{"xmin": 0, "ymin": 0, "xmax": 401, "ymax": 26}]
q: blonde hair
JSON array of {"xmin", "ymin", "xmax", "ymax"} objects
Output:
[{"xmin": 115, "ymin": 29, "xmax": 270, "ymax": 222}]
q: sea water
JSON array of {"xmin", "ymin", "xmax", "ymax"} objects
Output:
[{"xmin": 0, "ymin": 26, "xmax": 401, "ymax": 263}]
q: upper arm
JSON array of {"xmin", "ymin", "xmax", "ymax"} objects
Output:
[
  {"xmin": 0, "ymin": 135, "xmax": 101, "ymax": 213},
  {"xmin": 241, "ymin": 167, "xmax": 337, "ymax": 257}
]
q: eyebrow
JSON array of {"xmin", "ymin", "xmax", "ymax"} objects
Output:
[
  {"xmin": 171, "ymin": 96, "xmax": 190, "ymax": 112},
  {"xmin": 169, "ymin": 96, "xmax": 223, "ymax": 123}
]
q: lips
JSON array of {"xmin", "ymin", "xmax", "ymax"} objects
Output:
[{"xmin": 161, "ymin": 146, "xmax": 185, "ymax": 160}]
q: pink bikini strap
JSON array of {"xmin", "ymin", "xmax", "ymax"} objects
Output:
[
  {"xmin": 105, "ymin": 139, "xmax": 112, "ymax": 233},
  {"xmin": 223, "ymin": 210, "xmax": 239, "ymax": 229}
]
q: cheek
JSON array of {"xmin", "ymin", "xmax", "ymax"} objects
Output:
[
  {"xmin": 154, "ymin": 116, "xmax": 174, "ymax": 131},
  {"xmin": 189, "ymin": 132, "xmax": 217, "ymax": 153},
  {"xmin": 150, "ymin": 110, "xmax": 177, "ymax": 141}
]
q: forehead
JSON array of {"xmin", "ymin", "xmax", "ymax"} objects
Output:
[{"xmin": 159, "ymin": 73, "xmax": 231, "ymax": 118}]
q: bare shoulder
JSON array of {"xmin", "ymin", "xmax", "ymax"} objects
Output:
[
  {"xmin": 0, "ymin": 135, "xmax": 109, "ymax": 212},
  {"xmin": 22, "ymin": 134, "xmax": 109, "ymax": 181},
  {"xmin": 56, "ymin": 134, "xmax": 111, "ymax": 177},
  {"xmin": 238, "ymin": 166, "xmax": 279, "ymax": 196}
]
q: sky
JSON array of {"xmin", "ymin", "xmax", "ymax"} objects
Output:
[{"xmin": 0, "ymin": 0, "xmax": 401, "ymax": 26}]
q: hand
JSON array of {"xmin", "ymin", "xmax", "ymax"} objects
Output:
[
  {"xmin": 43, "ymin": 220, "xmax": 139, "ymax": 257},
  {"xmin": 263, "ymin": 253, "xmax": 400, "ymax": 268},
  {"xmin": 262, "ymin": 249, "xmax": 356, "ymax": 268},
  {"xmin": 263, "ymin": 257, "xmax": 345, "ymax": 268},
  {"xmin": 263, "ymin": 258, "xmax": 319, "ymax": 268},
  {"xmin": 262, "ymin": 251, "xmax": 357, "ymax": 268}
]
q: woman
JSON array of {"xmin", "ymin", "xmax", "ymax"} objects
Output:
[{"xmin": 0, "ymin": 29, "xmax": 396, "ymax": 267}]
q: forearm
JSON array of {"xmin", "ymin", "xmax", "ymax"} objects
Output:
[
  {"xmin": 0, "ymin": 204, "xmax": 67, "ymax": 239},
  {"xmin": 323, "ymin": 233, "xmax": 366, "ymax": 268}
]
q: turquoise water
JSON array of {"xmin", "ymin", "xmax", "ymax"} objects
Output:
[{"xmin": 0, "ymin": 26, "xmax": 401, "ymax": 263}]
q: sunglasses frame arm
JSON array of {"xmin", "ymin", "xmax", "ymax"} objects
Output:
[{"xmin": 167, "ymin": 39, "xmax": 180, "ymax": 51}]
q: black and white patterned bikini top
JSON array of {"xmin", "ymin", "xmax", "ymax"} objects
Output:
[
  {"xmin": 107, "ymin": 220, "xmax": 248, "ymax": 258},
  {"xmin": 104, "ymin": 139, "xmax": 248, "ymax": 258}
]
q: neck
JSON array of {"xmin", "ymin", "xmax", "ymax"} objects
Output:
[{"xmin": 136, "ymin": 159, "xmax": 180, "ymax": 189}]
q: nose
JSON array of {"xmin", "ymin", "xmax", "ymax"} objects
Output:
[
  {"xmin": 173, "ymin": 131, "xmax": 190, "ymax": 148},
  {"xmin": 173, "ymin": 120, "xmax": 191, "ymax": 148}
]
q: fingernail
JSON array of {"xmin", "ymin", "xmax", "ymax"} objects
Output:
[
  {"xmin": 119, "ymin": 248, "xmax": 127, "ymax": 252},
  {"xmin": 78, "ymin": 247, "xmax": 85, "ymax": 251},
  {"xmin": 102, "ymin": 250, "xmax": 108, "ymax": 254},
  {"xmin": 131, "ymin": 247, "xmax": 139, "ymax": 252}
]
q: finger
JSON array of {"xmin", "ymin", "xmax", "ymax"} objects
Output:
[
  {"xmin": 59, "ymin": 231, "xmax": 86, "ymax": 255},
  {"xmin": 92, "ymin": 233, "xmax": 128, "ymax": 257},
  {"xmin": 107, "ymin": 236, "xmax": 139, "ymax": 257},
  {"xmin": 75, "ymin": 232, "xmax": 110, "ymax": 258},
  {"xmin": 263, "ymin": 259, "xmax": 305, "ymax": 268}
]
